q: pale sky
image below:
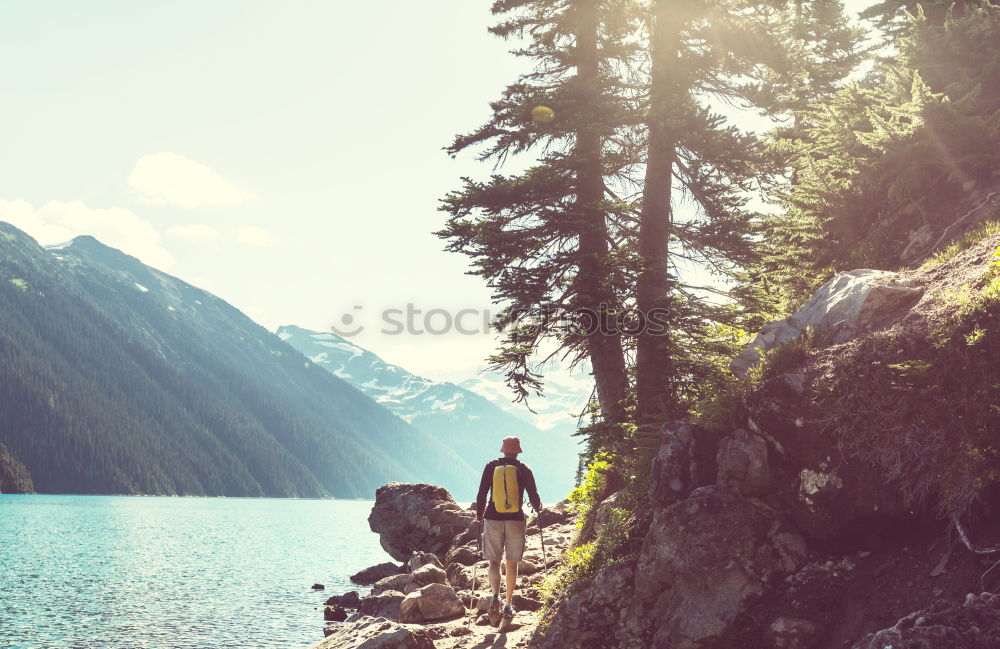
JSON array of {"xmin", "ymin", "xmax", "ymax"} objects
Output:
[{"xmin": 0, "ymin": 0, "xmax": 876, "ymax": 383}]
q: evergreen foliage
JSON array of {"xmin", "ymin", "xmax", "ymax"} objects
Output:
[
  {"xmin": 759, "ymin": 2, "xmax": 1000, "ymax": 311},
  {"xmin": 0, "ymin": 441, "xmax": 34, "ymax": 494}
]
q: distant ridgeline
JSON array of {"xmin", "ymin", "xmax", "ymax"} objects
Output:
[{"xmin": 0, "ymin": 222, "xmax": 476, "ymax": 497}]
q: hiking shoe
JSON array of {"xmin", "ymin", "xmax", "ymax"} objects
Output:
[
  {"xmin": 502, "ymin": 603, "xmax": 516, "ymax": 620},
  {"xmin": 488, "ymin": 595, "xmax": 502, "ymax": 626}
]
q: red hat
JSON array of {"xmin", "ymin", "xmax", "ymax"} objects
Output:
[{"xmin": 500, "ymin": 436, "xmax": 523, "ymax": 454}]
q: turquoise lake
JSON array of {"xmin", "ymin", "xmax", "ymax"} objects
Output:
[{"xmin": 0, "ymin": 495, "xmax": 393, "ymax": 649}]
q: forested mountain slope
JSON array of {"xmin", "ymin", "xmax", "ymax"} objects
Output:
[{"xmin": 0, "ymin": 222, "xmax": 475, "ymax": 497}]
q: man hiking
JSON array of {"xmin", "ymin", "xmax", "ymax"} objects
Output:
[{"xmin": 474, "ymin": 435, "xmax": 542, "ymax": 628}]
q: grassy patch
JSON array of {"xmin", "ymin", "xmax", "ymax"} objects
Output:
[
  {"xmin": 814, "ymin": 246, "xmax": 1000, "ymax": 521},
  {"xmin": 536, "ymin": 455, "xmax": 637, "ymax": 634},
  {"xmin": 921, "ymin": 218, "xmax": 1000, "ymax": 269},
  {"xmin": 693, "ymin": 327, "xmax": 819, "ymax": 434}
]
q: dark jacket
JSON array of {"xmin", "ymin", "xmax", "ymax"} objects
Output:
[{"xmin": 475, "ymin": 456, "xmax": 542, "ymax": 521}]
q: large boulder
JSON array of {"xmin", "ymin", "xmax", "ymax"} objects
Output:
[
  {"xmin": 409, "ymin": 563, "xmax": 449, "ymax": 591},
  {"xmin": 626, "ymin": 485, "xmax": 808, "ymax": 649},
  {"xmin": 533, "ymin": 560, "xmax": 637, "ymax": 649},
  {"xmin": 399, "ymin": 583, "xmax": 465, "ymax": 624},
  {"xmin": 311, "ymin": 616, "xmax": 434, "ymax": 649},
  {"xmin": 444, "ymin": 545, "xmax": 478, "ymax": 567},
  {"xmin": 357, "ymin": 591, "xmax": 405, "ymax": 621},
  {"xmin": 369, "ymin": 483, "xmax": 476, "ymax": 562},
  {"xmin": 732, "ymin": 269, "xmax": 922, "ymax": 377},
  {"xmin": 350, "ymin": 562, "xmax": 402, "ymax": 585},
  {"xmin": 850, "ymin": 593, "xmax": 1000, "ymax": 649}
]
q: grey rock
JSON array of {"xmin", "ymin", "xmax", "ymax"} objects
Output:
[
  {"xmin": 410, "ymin": 563, "xmax": 448, "ymax": 589},
  {"xmin": 369, "ymin": 482, "xmax": 475, "ymax": 562},
  {"xmin": 629, "ymin": 486, "xmax": 808, "ymax": 649},
  {"xmin": 371, "ymin": 573, "xmax": 413, "ymax": 596},
  {"xmin": 732, "ymin": 269, "xmax": 922, "ymax": 376},
  {"xmin": 533, "ymin": 560, "xmax": 636, "ymax": 649},
  {"xmin": 350, "ymin": 561, "xmax": 402, "ymax": 585},
  {"xmin": 512, "ymin": 593, "xmax": 542, "ymax": 612},
  {"xmin": 445, "ymin": 562, "xmax": 474, "ymax": 590},
  {"xmin": 310, "ymin": 615, "xmax": 435, "ymax": 649},
  {"xmin": 357, "ymin": 591, "xmax": 405, "ymax": 621},
  {"xmin": 716, "ymin": 429, "xmax": 770, "ymax": 497},
  {"xmin": 650, "ymin": 421, "xmax": 697, "ymax": 507},
  {"xmin": 517, "ymin": 559, "xmax": 539, "ymax": 576},
  {"xmin": 325, "ymin": 590, "xmax": 362, "ymax": 609},
  {"xmin": 535, "ymin": 499, "xmax": 574, "ymax": 527},
  {"xmin": 406, "ymin": 551, "xmax": 443, "ymax": 573},
  {"xmin": 399, "ymin": 582, "xmax": 465, "ymax": 624},
  {"xmin": 444, "ymin": 545, "xmax": 478, "ymax": 566}
]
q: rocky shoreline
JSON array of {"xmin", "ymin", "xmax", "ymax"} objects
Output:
[{"xmin": 310, "ymin": 482, "xmax": 576, "ymax": 649}]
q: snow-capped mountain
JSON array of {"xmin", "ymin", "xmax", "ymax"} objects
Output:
[
  {"xmin": 276, "ymin": 325, "xmax": 580, "ymax": 498},
  {"xmin": 459, "ymin": 357, "xmax": 597, "ymax": 439}
]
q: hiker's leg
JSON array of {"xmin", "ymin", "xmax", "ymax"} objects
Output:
[
  {"xmin": 502, "ymin": 519, "xmax": 527, "ymax": 604},
  {"xmin": 488, "ymin": 560, "xmax": 502, "ymax": 594},
  {"xmin": 504, "ymin": 559, "xmax": 518, "ymax": 603},
  {"xmin": 483, "ymin": 519, "xmax": 504, "ymax": 595}
]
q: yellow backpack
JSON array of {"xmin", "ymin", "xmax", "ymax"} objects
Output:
[{"xmin": 491, "ymin": 464, "xmax": 521, "ymax": 513}]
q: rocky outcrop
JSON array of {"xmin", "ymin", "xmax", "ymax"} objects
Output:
[
  {"xmin": 731, "ymin": 269, "xmax": 922, "ymax": 376},
  {"xmin": 628, "ymin": 486, "xmax": 807, "ymax": 649},
  {"xmin": 850, "ymin": 593, "xmax": 1000, "ymax": 649},
  {"xmin": 314, "ymin": 617, "xmax": 435, "ymax": 649},
  {"xmin": 536, "ymin": 559, "xmax": 637, "ymax": 648},
  {"xmin": 368, "ymin": 482, "xmax": 475, "ymax": 561}
]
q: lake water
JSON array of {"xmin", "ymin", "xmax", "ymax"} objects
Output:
[{"xmin": 0, "ymin": 495, "xmax": 394, "ymax": 649}]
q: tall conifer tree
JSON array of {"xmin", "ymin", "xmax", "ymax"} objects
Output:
[{"xmin": 437, "ymin": 0, "xmax": 642, "ymax": 432}]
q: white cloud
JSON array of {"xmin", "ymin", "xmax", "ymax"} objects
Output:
[
  {"xmin": 236, "ymin": 225, "xmax": 273, "ymax": 247},
  {"xmin": 128, "ymin": 152, "xmax": 257, "ymax": 210},
  {"xmin": 165, "ymin": 223, "xmax": 221, "ymax": 242},
  {"xmin": 0, "ymin": 198, "xmax": 175, "ymax": 270}
]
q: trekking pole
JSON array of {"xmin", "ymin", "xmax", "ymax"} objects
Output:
[{"xmin": 469, "ymin": 528, "xmax": 482, "ymax": 619}]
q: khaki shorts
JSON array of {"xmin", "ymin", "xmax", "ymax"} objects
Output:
[{"xmin": 482, "ymin": 518, "xmax": 527, "ymax": 561}]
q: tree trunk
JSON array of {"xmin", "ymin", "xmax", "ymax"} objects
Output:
[
  {"xmin": 636, "ymin": 0, "xmax": 683, "ymax": 426},
  {"xmin": 573, "ymin": 0, "xmax": 629, "ymax": 428}
]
